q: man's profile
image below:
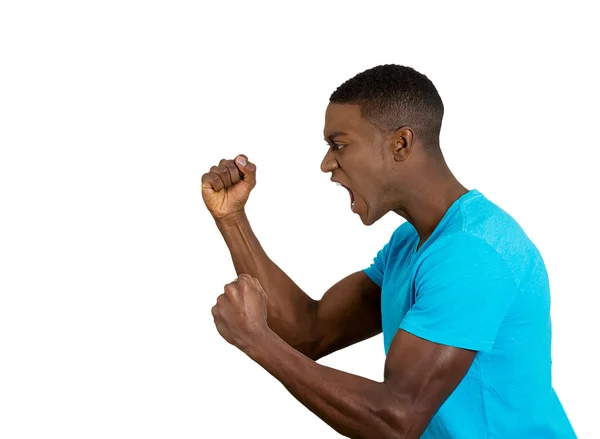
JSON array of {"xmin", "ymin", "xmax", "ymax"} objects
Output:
[{"xmin": 202, "ymin": 64, "xmax": 576, "ymax": 438}]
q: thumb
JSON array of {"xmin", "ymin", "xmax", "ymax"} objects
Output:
[{"xmin": 235, "ymin": 155, "xmax": 257, "ymax": 187}]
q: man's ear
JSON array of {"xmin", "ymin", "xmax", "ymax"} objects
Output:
[{"xmin": 392, "ymin": 127, "xmax": 414, "ymax": 162}]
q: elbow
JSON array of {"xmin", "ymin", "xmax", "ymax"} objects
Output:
[
  {"xmin": 367, "ymin": 394, "xmax": 430, "ymax": 439},
  {"xmin": 295, "ymin": 300, "xmax": 327, "ymax": 361},
  {"xmin": 373, "ymin": 407, "xmax": 414, "ymax": 439}
]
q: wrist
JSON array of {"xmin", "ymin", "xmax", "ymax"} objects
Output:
[
  {"xmin": 214, "ymin": 210, "xmax": 247, "ymax": 227},
  {"xmin": 242, "ymin": 327, "xmax": 278, "ymax": 361}
]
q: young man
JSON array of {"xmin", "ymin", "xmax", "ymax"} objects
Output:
[{"xmin": 202, "ymin": 65, "xmax": 576, "ymax": 438}]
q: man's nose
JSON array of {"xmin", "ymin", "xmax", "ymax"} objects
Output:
[{"xmin": 320, "ymin": 150, "xmax": 338, "ymax": 173}]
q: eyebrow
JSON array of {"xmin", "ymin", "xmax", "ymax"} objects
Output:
[{"xmin": 324, "ymin": 131, "xmax": 348, "ymax": 143}]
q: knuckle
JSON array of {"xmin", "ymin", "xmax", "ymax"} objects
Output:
[
  {"xmin": 202, "ymin": 172, "xmax": 223, "ymax": 189},
  {"xmin": 216, "ymin": 165, "xmax": 231, "ymax": 180},
  {"xmin": 227, "ymin": 164, "xmax": 242, "ymax": 180},
  {"xmin": 223, "ymin": 161, "xmax": 237, "ymax": 172}
]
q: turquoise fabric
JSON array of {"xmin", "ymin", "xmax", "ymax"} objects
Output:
[{"xmin": 364, "ymin": 189, "xmax": 576, "ymax": 438}]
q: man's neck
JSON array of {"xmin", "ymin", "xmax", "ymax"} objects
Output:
[{"xmin": 393, "ymin": 178, "xmax": 469, "ymax": 245}]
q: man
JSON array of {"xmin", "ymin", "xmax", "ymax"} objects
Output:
[{"xmin": 202, "ymin": 65, "xmax": 576, "ymax": 438}]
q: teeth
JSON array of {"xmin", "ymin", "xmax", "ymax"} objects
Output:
[{"xmin": 335, "ymin": 182, "xmax": 341, "ymax": 186}]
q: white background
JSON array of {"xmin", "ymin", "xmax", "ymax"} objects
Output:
[{"xmin": 1, "ymin": 1, "xmax": 597, "ymax": 438}]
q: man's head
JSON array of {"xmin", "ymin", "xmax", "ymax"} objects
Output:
[{"xmin": 322, "ymin": 64, "xmax": 445, "ymax": 225}]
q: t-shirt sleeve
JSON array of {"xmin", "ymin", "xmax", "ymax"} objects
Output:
[
  {"xmin": 363, "ymin": 242, "xmax": 389, "ymax": 288},
  {"xmin": 399, "ymin": 233, "xmax": 519, "ymax": 352}
]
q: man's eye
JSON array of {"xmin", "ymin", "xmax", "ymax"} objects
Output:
[{"xmin": 332, "ymin": 143, "xmax": 345, "ymax": 151}]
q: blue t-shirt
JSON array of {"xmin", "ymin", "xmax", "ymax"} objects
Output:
[{"xmin": 363, "ymin": 189, "xmax": 576, "ymax": 438}]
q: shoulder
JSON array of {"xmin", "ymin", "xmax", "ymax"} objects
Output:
[
  {"xmin": 456, "ymin": 190, "xmax": 535, "ymax": 252},
  {"xmin": 453, "ymin": 192, "xmax": 547, "ymax": 283},
  {"xmin": 433, "ymin": 189, "xmax": 543, "ymax": 264},
  {"xmin": 415, "ymin": 232, "xmax": 515, "ymax": 290},
  {"xmin": 420, "ymin": 232, "xmax": 507, "ymax": 267}
]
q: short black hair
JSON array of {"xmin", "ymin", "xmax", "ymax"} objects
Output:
[{"xmin": 330, "ymin": 64, "xmax": 444, "ymax": 152}]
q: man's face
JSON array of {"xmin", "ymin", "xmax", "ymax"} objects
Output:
[{"xmin": 322, "ymin": 102, "xmax": 394, "ymax": 226}]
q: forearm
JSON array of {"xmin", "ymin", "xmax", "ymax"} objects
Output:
[
  {"xmin": 244, "ymin": 330, "xmax": 408, "ymax": 439},
  {"xmin": 215, "ymin": 211, "xmax": 319, "ymax": 353}
]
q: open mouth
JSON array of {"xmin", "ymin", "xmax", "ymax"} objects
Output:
[
  {"xmin": 346, "ymin": 186, "xmax": 355, "ymax": 210},
  {"xmin": 336, "ymin": 182, "xmax": 355, "ymax": 211}
]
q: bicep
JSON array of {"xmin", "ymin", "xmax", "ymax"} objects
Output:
[
  {"xmin": 312, "ymin": 271, "xmax": 382, "ymax": 360},
  {"xmin": 383, "ymin": 329, "xmax": 476, "ymax": 436}
]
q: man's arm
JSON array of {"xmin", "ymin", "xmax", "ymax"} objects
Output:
[
  {"xmin": 216, "ymin": 211, "xmax": 381, "ymax": 360},
  {"xmin": 203, "ymin": 155, "xmax": 381, "ymax": 360},
  {"xmin": 246, "ymin": 328, "xmax": 475, "ymax": 439},
  {"xmin": 212, "ymin": 277, "xmax": 475, "ymax": 439}
]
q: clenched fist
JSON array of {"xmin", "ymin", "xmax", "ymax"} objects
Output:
[
  {"xmin": 201, "ymin": 155, "xmax": 257, "ymax": 220},
  {"xmin": 212, "ymin": 274, "xmax": 269, "ymax": 350}
]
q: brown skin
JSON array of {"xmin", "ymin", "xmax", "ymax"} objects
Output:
[
  {"xmin": 213, "ymin": 275, "xmax": 475, "ymax": 439},
  {"xmin": 322, "ymin": 103, "xmax": 470, "ymax": 246},
  {"xmin": 203, "ymin": 102, "xmax": 476, "ymax": 438},
  {"xmin": 202, "ymin": 156, "xmax": 381, "ymax": 360}
]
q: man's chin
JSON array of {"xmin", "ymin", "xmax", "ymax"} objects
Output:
[{"xmin": 359, "ymin": 206, "xmax": 384, "ymax": 226}]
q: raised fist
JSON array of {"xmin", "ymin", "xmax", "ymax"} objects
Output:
[{"xmin": 201, "ymin": 155, "xmax": 257, "ymax": 220}]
